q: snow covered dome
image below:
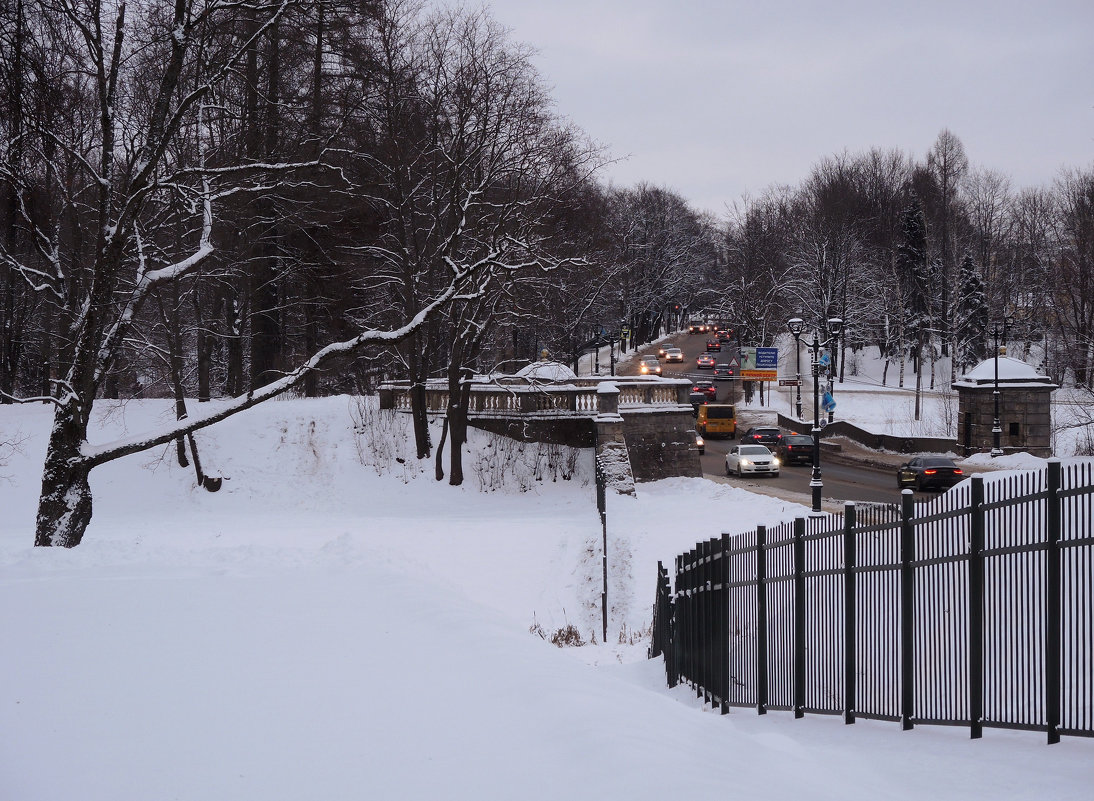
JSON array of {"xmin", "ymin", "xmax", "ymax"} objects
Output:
[
  {"xmin": 515, "ymin": 360, "xmax": 578, "ymax": 382},
  {"xmin": 953, "ymin": 356, "xmax": 1056, "ymax": 388}
]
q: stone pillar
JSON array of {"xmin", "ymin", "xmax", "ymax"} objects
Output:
[
  {"xmin": 520, "ymin": 390, "xmax": 537, "ymax": 414},
  {"xmin": 597, "ymin": 382, "xmax": 620, "ymax": 416},
  {"xmin": 594, "ymin": 382, "xmax": 635, "ymax": 495}
]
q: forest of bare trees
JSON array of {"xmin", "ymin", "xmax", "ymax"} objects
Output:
[{"xmin": 1, "ymin": 1, "xmax": 1092, "ymax": 546}]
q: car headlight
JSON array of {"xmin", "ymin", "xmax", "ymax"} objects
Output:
[
  {"xmin": 772, "ymin": 457, "xmax": 781, "ymax": 466},
  {"xmin": 740, "ymin": 459, "xmax": 751, "ymax": 466},
  {"xmin": 695, "ymin": 436, "xmax": 704, "ymax": 447}
]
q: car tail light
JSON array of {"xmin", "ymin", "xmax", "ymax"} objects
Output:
[
  {"xmin": 953, "ymin": 468, "xmax": 963, "ymax": 475},
  {"xmin": 924, "ymin": 469, "xmax": 937, "ymax": 475}
]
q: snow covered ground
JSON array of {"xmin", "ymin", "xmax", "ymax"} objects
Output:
[{"xmin": 1, "ymin": 387, "xmax": 1091, "ymax": 800}]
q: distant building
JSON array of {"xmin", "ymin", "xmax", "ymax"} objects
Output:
[{"xmin": 952, "ymin": 357, "xmax": 1057, "ymax": 457}]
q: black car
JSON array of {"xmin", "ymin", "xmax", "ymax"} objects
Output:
[
  {"xmin": 740, "ymin": 426, "xmax": 783, "ymax": 447},
  {"xmin": 692, "ymin": 380, "xmax": 717, "ymax": 400},
  {"xmin": 688, "ymin": 391, "xmax": 708, "ymax": 415},
  {"xmin": 897, "ymin": 456, "xmax": 965, "ymax": 491},
  {"xmin": 706, "ymin": 339, "xmax": 721, "ymax": 352},
  {"xmin": 775, "ymin": 434, "xmax": 814, "ymax": 465},
  {"xmin": 712, "ymin": 363, "xmax": 735, "ymax": 379}
]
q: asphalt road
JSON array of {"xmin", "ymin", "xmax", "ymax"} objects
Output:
[{"xmin": 631, "ymin": 333, "xmax": 948, "ymax": 509}]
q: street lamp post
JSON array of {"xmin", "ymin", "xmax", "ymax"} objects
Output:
[
  {"xmin": 786, "ymin": 317, "xmax": 804, "ymax": 419},
  {"xmin": 790, "ymin": 316, "xmax": 843, "ymax": 515},
  {"xmin": 989, "ymin": 318, "xmax": 1008, "ymax": 457}
]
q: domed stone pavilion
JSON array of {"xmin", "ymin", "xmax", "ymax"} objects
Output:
[{"xmin": 951, "ymin": 356, "xmax": 1057, "ymax": 457}]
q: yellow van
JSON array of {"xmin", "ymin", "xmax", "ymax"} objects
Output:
[{"xmin": 697, "ymin": 403, "xmax": 736, "ymax": 439}]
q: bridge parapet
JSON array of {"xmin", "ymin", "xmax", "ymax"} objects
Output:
[
  {"xmin": 379, "ymin": 376, "xmax": 692, "ymax": 418},
  {"xmin": 377, "ymin": 375, "xmax": 700, "ymax": 487}
]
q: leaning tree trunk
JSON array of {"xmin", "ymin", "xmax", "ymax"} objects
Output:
[{"xmin": 35, "ymin": 404, "xmax": 93, "ymax": 547}]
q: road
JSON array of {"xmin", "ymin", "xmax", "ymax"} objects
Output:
[{"xmin": 626, "ymin": 332, "xmax": 951, "ymax": 510}]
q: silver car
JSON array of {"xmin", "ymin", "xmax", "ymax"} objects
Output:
[{"xmin": 725, "ymin": 444, "xmax": 780, "ymax": 477}]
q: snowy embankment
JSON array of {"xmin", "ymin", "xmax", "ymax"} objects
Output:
[{"xmin": 1, "ymin": 397, "xmax": 1090, "ymax": 800}]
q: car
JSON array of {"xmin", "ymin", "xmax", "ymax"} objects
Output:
[
  {"xmin": 697, "ymin": 403, "xmax": 736, "ymax": 438},
  {"xmin": 717, "ymin": 329, "xmax": 733, "ymax": 342},
  {"xmin": 688, "ymin": 391, "xmax": 708, "ymax": 414},
  {"xmin": 657, "ymin": 343, "xmax": 672, "ymax": 357},
  {"xmin": 705, "ymin": 339, "xmax": 721, "ymax": 352},
  {"xmin": 664, "ymin": 347, "xmax": 685, "ymax": 363},
  {"xmin": 696, "ymin": 353, "xmax": 716, "ymax": 369},
  {"xmin": 692, "ymin": 380, "xmax": 716, "ymax": 400},
  {"xmin": 695, "ymin": 432, "xmax": 705, "ymax": 455},
  {"xmin": 775, "ymin": 434, "xmax": 814, "ymax": 465},
  {"xmin": 712, "ymin": 363, "xmax": 735, "ymax": 379},
  {"xmin": 740, "ymin": 426, "xmax": 783, "ymax": 447},
  {"xmin": 725, "ymin": 444, "xmax": 780, "ymax": 477},
  {"xmin": 638, "ymin": 356, "xmax": 662, "ymax": 376},
  {"xmin": 897, "ymin": 456, "xmax": 965, "ymax": 491},
  {"xmin": 688, "ymin": 323, "xmax": 707, "ymax": 334}
]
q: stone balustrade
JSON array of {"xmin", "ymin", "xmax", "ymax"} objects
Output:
[
  {"xmin": 378, "ymin": 375, "xmax": 701, "ymax": 487},
  {"xmin": 379, "ymin": 376, "xmax": 693, "ymax": 417}
]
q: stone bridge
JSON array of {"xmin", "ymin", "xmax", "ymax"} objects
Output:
[{"xmin": 379, "ymin": 374, "xmax": 702, "ymax": 491}]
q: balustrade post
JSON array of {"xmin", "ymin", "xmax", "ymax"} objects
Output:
[
  {"xmin": 519, "ymin": 390, "xmax": 536, "ymax": 414},
  {"xmin": 596, "ymin": 383, "xmax": 620, "ymax": 416}
]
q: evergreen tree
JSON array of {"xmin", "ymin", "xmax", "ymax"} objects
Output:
[
  {"xmin": 896, "ymin": 198, "xmax": 930, "ymax": 336},
  {"xmin": 955, "ymin": 253, "xmax": 989, "ymax": 370},
  {"xmin": 896, "ymin": 198, "xmax": 930, "ymax": 418}
]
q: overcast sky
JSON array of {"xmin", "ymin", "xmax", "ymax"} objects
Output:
[{"xmin": 463, "ymin": 0, "xmax": 1094, "ymax": 217}]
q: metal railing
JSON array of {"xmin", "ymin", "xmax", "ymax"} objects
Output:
[{"xmin": 652, "ymin": 460, "xmax": 1094, "ymax": 744}]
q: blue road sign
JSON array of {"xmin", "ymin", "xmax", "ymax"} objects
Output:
[{"xmin": 755, "ymin": 347, "xmax": 779, "ymax": 369}]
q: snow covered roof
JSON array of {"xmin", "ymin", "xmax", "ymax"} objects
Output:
[
  {"xmin": 514, "ymin": 361, "xmax": 578, "ymax": 382},
  {"xmin": 952, "ymin": 356, "xmax": 1057, "ymax": 389}
]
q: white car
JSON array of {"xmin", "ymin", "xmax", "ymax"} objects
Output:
[
  {"xmin": 725, "ymin": 444, "xmax": 780, "ymax": 477},
  {"xmin": 664, "ymin": 347, "xmax": 685, "ymax": 363}
]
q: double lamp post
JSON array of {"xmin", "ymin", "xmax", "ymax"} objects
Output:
[{"xmin": 787, "ymin": 316, "xmax": 843, "ymax": 515}]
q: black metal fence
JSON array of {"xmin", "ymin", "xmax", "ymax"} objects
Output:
[{"xmin": 651, "ymin": 460, "xmax": 1094, "ymax": 744}]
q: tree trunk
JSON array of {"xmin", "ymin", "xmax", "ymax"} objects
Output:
[
  {"xmin": 225, "ymin": 284, "xmax": 245, "ymax": 397},
  {"xmin": 35, "ymin": 406, "xmax": 93, "ymax": 547},
  {"xmin": 914, "ymin": 331, "xmax": 924, "ymax": 421},
  {"xmin": 447, "ymin": 378, "xmax": 471, "ymax": 487},
  {"xmin": 434, "ymin": 416, "xmax": 448, "ymax": 481}
]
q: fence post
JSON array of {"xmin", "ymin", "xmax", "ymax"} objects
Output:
[
  {"xmin": 968, "ymin": 477, "xmax": 985, "ymax": 740},
  {"xmin": 1046, "ymin": 459, "xmax": 1062, "ymax": 745},
  {"xmin": 900, "ymin": 489, "xmax": 915, "ymax": 732},
  {"xmin": 673, "ymin": 554, "xmax": 683, "ymax": 688},
  {"xmin": 708, "ymin": 538, "xmax": 717, "ymax": 709},
  {"xmin": 843, "ymin": 503, "xmax": 857, "ymax": 726},
  {"xmin": 596, "ymin": 460, "xmax": 607, "ymax": 646},
  {"xmin": 700, "ymin": 539, "xmax": 710, "ymax": 703},
  {"xmin": 721, "ymin": 532, "xmax": 730, "ymax": 715},
  {"xmin": 756, "ymin": 524, "xmax": 768, "ymax": 715},
  {"xmin": 793, "ymin": 517, "xmax": 806, "ymax": 719}
]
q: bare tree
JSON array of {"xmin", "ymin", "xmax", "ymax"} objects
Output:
[
  {"xmin": 1052, "ymin": 167, "xmax": 1094, "ymax": 387},
  {"xmin": 0, "ymin": 0, "xmax": 503, "ymax": 547},
  {"xmin": 926, "ymin": 129, "xmax": 969, "ymax": 358}
]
